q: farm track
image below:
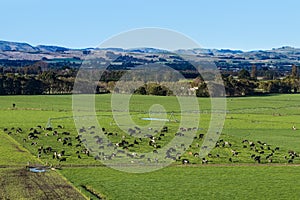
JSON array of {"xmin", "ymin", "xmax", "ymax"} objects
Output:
[
  {"xmin": 0, "ymin": 132, "xmax": 87, "ymax": 200},
  {"xmin": 0, "ymin": 168, "xmax": 87, "ymax": 200}
]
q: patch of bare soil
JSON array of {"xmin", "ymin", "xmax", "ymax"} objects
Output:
[{"xmin": 1, "ymin": 169, "xmax": 86, "ymax": 200}]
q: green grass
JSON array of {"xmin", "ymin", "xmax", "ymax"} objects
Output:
[
  {"xmin": 3, "ymin": 94, "xmax": 300, "ymax": 166},
  {"xmin": 0, "ymin": 132, "xmax": 38, "ymax": 166},
  {"xmin": 0, "ymin": 131, "xmax": 86, "ymax": 199},
  {"xmin": 2, "ymin": 94, "xmax": 300, "ymax": 199},
  {"xmin": 61, "ymin": 165, "xmax": 300, "ymax": 200}
]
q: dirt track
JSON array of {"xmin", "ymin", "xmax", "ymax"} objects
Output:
[{"xmin": 0, "ymin": 168, "xmax": 86, "ymax": 200}]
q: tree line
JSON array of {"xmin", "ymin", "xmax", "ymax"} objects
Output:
[{"xmin": 0, "ymin": 64, "xmax": 299, "ymax": 96}]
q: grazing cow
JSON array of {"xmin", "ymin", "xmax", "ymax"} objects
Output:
[
  {"xmin": 79, "ymin": 128, "xmax": 86, "ymax": 133},
  {"xmin": 76, "ymin": 144, "xmax": 81, "ymax": 148},
  {"xmin": 117, "ymin": 150, "xmax": 125, "ymax": 154},
  {"xmin": 229, "ymin": 158, "xmax": 232, "ymax": 162},
  {"xmin": 75, "ymin": 135, "xmax": 81, "ymax": 140},
  {"xmin": 59, "ymin": 158, "xmax": 67, "ymax": 162},
  {"xmin": 175, "ymin": 132, "xmax": 184, "ymax": 137},
  {"xmin": 16, "ymin": 128, "xmax": 23, "ymax": 133},
  {"xmin": 180, "ymin": 127, "xmax": 187, "ymax": 132},
  {"xmin": 140, "ymin": 154, "xmax": 145, "ymax": 159},
  {"xmin": 292, "ymin": 126, "xmax": 297, "ymax": 131},
  {"xmin": 257, "ymin": 141, "xmax": 262, "ymax": 145},
  {"xmin": 182, "ymin": 159, "xmax": 190, "ymax": 164},
  {"xmin": 62, "ymin": 132, "xmax": 70, "ymax": 135},
  {"xmin": 53, "ymin": 131, "xmax": 58, "ymax": 136},
  {"xmin": 224, "ymin": 141, "xmax": 232, "ymax": 147},
  {"xmin": 78, "ymin": 155, "xmax": 81, "ymax": 159},
  {"xmin": 202, "ymin": 158, "xmax": 208, "ymax": 164},
  {"xmin": 45, "ymin": 127, "xmax": 53, "ymax": 131},
  {"xmin": 260, "ymin": 146, "xmax": 264, "ymax": 150},
  {"xmin": 128, "ymin": 144, "xmax": 134, "ymax": 147},
  {"xmin": 32, "ymin": 135, "xmax": 39, "ymax": 139},
  {"xmin": 249, "ymin": 142, "xmax": 255, "ymax": 147},
  {"xmin": 231, "ymin": 150, "xmax": 239, "ymax": 156},
  {"xmin": 254, "ymin": 156, "xmax": 261, "ymax": 163},
  {"xmin": 199, "ymin": 134, "xmax": 204, "ymax": 139},
  {"xmin": 161, "ymin": 126, "xmax": 168, "ymax": 133}
]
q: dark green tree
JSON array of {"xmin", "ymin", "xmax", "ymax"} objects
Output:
[{"xmin": 238, "ymin": 69, "xmax": 251, "ymax": 80}]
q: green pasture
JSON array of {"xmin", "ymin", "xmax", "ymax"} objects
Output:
[
  {"xmin": 1, "ymin": 94, "xmax": 300, "ymax": 199},
  {"xmin": 61, "ymin": 165, "xmax": 300, "ymax": 200},
  {"xmin": 0, "ymin": 132, "xmax": 38, "ymax": 166}
]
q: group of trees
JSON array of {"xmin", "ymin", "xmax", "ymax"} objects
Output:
[
  {"xmin": 0, "ymin": 71, "xmax": 74, "ymax": 95},
  {"xmin": 192, "ymin": 65, "xmax": 300, "ymax": 97},
  {"xmin": 0, "ymin": 63, "xmax": 300, "ymax": 97}
]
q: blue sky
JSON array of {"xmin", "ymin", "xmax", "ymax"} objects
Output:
[{"xmin": 1, "ymin": 0, "xmax": 300, "ymax": 50}]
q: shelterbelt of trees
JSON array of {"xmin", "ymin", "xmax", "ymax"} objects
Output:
[{"xmin": 0, "ymin": 64, "xmax": 300, "ymax": 97}]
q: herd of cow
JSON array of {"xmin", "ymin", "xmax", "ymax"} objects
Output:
[{"xmin": 2, "ymin": 124, "xmax": 299, "ymax": 165}]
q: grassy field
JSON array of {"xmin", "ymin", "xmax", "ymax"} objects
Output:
[
  {"xmin": 1, "ymin": 94, "xmax": 300, "ymax": 199},
  {"xmin": 0, "ymin": 126, "xmax": 86, "ymax": 199},
  {"xmin": 61, "ymin": 165, "xmax": 300, "ymax": 200},
  {"xmin": 0, "ymin": 132, "xmax": 37, "ymax": 166}
]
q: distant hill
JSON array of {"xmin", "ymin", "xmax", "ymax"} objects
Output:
[
  {"xmin": 1, "ymin": 40, "xmax": 300, "ymax": 72},
  {"xmin": 0, "ymin": 40, "xmax": 38, "ymax": 52}
]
